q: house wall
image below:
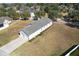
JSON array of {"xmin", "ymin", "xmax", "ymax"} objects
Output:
[
  {"xmin": 0, "ymin": 24, "xmax": 3, "ymax": 27},
  {"xmin": 29, "ymin": 21, "xmax": 53, "ymax": 40},
  {"xmin": 0, "ymin": 24, "xmax": 9, "ymax": 31},
  {"xmin": 19, "ymin": 31, "xmax": 29, "ymax": 40},
  {"xmin": 29, "ymin": 28, "xmax": 42, "ymax": 40},
  {"xmin": 30, "ymin": 12, "xmax": 35, "ymax": 20},
  {"xmin": 3, "ymin": 20, "xmax": 11, "ymax": 27},
  {"xmin": 0, "ymin": 20, "xmax": 11, "ymax": 31},
  {"xmin": 19, "ymin": 21, "xmax": 53, "ymax": 41},
  {"xmin": 41, "ymin": 21, "xmax": 52, "ymax": 32}
]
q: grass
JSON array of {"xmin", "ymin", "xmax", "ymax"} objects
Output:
[
  {"xmin": 0, "ymin": 20, "xmax": 32, "ymax": 47},
  {"xmin": 10, "ymin": 22, "xmax": 79, "ymax": 56}
]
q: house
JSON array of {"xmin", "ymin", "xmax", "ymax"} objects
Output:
[
  {"xmin": 29, "ymin": 6, "xmax": 35, "ymax": 20},
  {"xmin": 19, "ymin": 18, "xmax": 53, "ymax": 40},
  {"xmin": 0, "ymin": 16, "xmax": 12, "ymax": 30}
]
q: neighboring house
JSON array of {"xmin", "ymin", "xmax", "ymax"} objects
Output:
[
  {"xmin": 0, "ymin": 17, "xmax": 12, "ymax": 30},
  {"xmin": 19, "ymin": 18, "xmax": 53, "ymax": 40},
  {"xmin": 29, "ymin": 6, "xmax": 35, "ymax": 20},
  {"xmin": 30, "ymin": 12, "xmax": 35, "ymax": 20}
]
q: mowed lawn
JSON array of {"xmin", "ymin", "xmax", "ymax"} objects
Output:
[
  {"xmin": 0, "ymin": 20, "xmax": 32, "ymax": 47},
  {"xmin": 10, "ymin": 22, "xmax": 79, "ymax": 56}
]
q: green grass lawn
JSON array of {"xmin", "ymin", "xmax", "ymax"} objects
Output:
[
  {"xmin": 0, "ymin": 20, "xmax": 32, "ymax": 47},
  {"xmin": 10, "ymin": 23, "xmax": 79, "ymax": 56}
]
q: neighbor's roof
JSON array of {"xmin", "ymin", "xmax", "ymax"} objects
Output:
[
  {"xmin": 21, "ymin": 18, "xmax": 52, "ymax": 36},
  {"xmin": 0, "ymin": 16, "xmax": 12, "ymax": 24}
]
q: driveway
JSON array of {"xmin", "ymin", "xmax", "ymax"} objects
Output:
[{"xmin": 0, "ymin": 37, "xmax": 28, "ymax": 56}]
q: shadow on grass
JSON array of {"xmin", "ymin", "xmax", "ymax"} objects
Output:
[{"xmin": 65, "ymin": 23, "xmax": 79, "ymax": 29}]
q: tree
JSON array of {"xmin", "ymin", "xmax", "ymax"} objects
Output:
[
  {"xmin": 0, "ymin": 5, "xmax": 6, "ymax": 16},
  {"xmin": 8, "ymin": 8, "xmax": 20, "ymax": 19},
  {"xmin": 44, "ymin": 4, "xmax": 59, "ymax": 19},
  {"xmin": 67, "ymin": 4, "xmax": 79, "ymax": 20},
  {"xmin": 21, "ymin": 11, "xmax": 30, "ymax": 18},
  {"xmin": 35, "ymin": 11, "xmax": 45, "ymax": 18}
]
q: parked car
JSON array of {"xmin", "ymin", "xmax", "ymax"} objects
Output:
[{"xmin": 20, "ymin": 18, "xmax": 29, "ymax": 20}]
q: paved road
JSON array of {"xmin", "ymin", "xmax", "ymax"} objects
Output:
[{"xmin": 0, "ymin": 37, "xmax": 28, "ymax": 56}]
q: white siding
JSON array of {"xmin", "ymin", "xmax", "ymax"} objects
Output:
[
  {"xmin": 3, "ymin": 20, "xmax": 10, "ymax": 27},
  {"xmin": 19, "ymin": 21, "xmax": 53, "ymax": 41},
  {"xmin": 19, "ymin": 31, "xmax": 29, "ymax": 40},
  {"xmin": 0, "ymin": 25, "xmax": 9, "ymax": 31},
  {"xmin": 41, "ymin": 22, "xmax": 52, "ymax": 32},
  {"xmin": 28, "ymin": 21, "xmax": 53, "ymax": 40},
  {"xmin": 29, "ymin": 28, "xmax": 41, "ymax": 40},
  {"xmin": 0, "ymin": 20, "xmax": 12, "ymax": 31}
]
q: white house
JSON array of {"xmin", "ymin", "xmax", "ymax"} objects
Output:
[
  {"xmin": 29, "ymin": 6, "xmax": 35, "ymax": 20},
  {"xmin": 0, "ymin": 18, "xmax": 53, "ymax": 56},
  {"xmin": 30, "ymin": 12, "xmax": 35, "ymax": 20},
  {"xmin": 19, "ymin": 18, "xmax": 53, "ymax": 40},
  {"xmin": 0, "ymin": 17, "xmax": 12, "ymax": 31}
]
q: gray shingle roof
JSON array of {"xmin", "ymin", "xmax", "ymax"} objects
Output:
[
  {"xmin": 0, "ymin": 16, "xmax": 12, "ymax": 24},
  {"xmin": 21, "ymin": 18, "xmax": 52, "ymax": 36}
]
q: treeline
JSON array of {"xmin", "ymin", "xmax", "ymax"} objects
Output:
[
  {"xmin": 0, "ymin": 3, "xmax": 79, "ymax": 20},
  {"xmin": 37, "ymin": 3, "xmax": 79, "ymax": 21}
]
